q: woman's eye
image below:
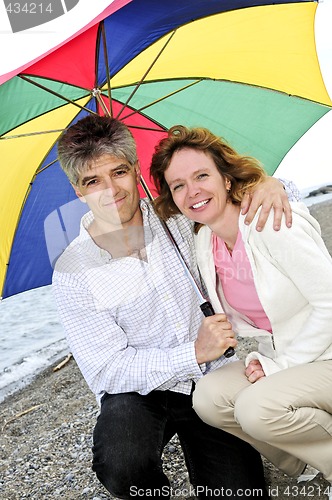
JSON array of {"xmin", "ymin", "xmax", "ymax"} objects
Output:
[
  {"xmin": 197, "ymin": 173, "xmax": 208, "ymax": 180},
  {"xmin": 173, "ymin": 184, "xmax": 183, "ymax": 192}
]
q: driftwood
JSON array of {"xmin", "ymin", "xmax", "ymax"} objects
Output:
[
  {"xmin": 53, "ymin": 353, "xmax": 73, "ymax": 372},
  {"xmin": 1, "ymin": 354, "xmax": 73, "ymax": 431},
  {"xmin": 2, "ymin": 404, "xmax": 43, "ymax": 431}
]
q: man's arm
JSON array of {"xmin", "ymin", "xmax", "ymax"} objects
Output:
[
  {"xmin": 241, "ymin": 177, "xmax": 299, "ymax": 231},
  {"xmin": 53, "ymin": 268, "xmax": 238, "ymax": 400},
  {"xmin": 194, "ymin": 314, "xmax": 237, "ymax": 364}
]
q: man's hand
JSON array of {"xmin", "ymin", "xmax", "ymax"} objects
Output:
[
  {"xmin": 245, "ymin": 359, "xmax": 265, "ymax": 383},
  {"xmin": 241, "ymin": 177, "xmax": 292, "ymax": 231},
  {"xmin": 195, "ymin": 314, "xmax": 237, "ymax": 364}
]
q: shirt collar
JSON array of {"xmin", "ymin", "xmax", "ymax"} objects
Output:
[{"xmin": 77, "ymin": 199, "xmax": 155, "ymax": 263}]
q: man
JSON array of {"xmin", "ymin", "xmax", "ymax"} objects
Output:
[{"xmin": 53, "ymin": 114, "xmax": 294, "ymax": 499}]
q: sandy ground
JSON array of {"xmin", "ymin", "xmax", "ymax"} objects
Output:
[{"xmin": 1, "ymin": 199, "xmax": 331, "ymax": 499}]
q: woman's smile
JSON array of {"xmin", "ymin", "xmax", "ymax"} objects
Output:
[{"xmin": 190, "ymin": 198, "xmax": 211, "ymax": 210}]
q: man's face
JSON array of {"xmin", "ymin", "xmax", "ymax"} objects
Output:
[{"xmin": 73, "ymin": 154, "xmax": 142, "ymax": 231}]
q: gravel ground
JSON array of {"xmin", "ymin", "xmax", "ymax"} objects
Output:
[{"xmin": 1, "ymin": 199, "xmax": 331, "ymax": 500}]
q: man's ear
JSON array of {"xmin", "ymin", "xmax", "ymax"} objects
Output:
[
  {"xmin": 71, "ymin": 183, "xmax": 87, "ymax": 203},
  {"xmin": 135, "ymin": 161, "xmax": 141, "ymax": 185}
]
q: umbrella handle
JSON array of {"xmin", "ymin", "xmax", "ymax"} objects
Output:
[
  {"xmin": 139, "ymin": 176, "xmax": 234, "ymax": 359},
  {"xmin": 200, "ymin": 301, "xmax": 235, "ymax": 358}
]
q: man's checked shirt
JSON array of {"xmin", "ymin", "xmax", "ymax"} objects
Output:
[{"xmin": 53, "ymin": 199, "xmax": 232, "ymax": 402}]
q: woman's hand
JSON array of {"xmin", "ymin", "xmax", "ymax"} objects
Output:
[
  {"xmin": 245, "ymin": 359, "xmax": 266, "ymax": 383},
  {"xmin": 241, "ymin": 177, "xmax": 292, "ymax": 231}
]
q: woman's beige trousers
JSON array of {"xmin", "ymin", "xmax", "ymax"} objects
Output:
[{"xmin": 193, "ymin": 360, "xmax": 332, "ymax": 481}]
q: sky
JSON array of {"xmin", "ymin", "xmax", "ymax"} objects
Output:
[{"xmin": 0, "ymin": 0, "xmax": 331, "ymax": 191}]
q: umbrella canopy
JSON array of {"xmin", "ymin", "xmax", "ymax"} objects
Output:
[{"xmin": 1, "ymin": 0, "xmax": 331, "ymax": 299}]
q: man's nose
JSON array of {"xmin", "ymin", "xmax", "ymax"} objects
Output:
[{"xmin": 102, "ymin": 177, "xmax": 118, "ymax": 195}]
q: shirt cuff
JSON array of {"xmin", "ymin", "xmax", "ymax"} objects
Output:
[
  {"xmin": 276, "ymin": 177, "xmax": 301, "ymax": 202},
  {"xmin": 169, "ymin": 341, "xmax": 204, "ymax": 381}
]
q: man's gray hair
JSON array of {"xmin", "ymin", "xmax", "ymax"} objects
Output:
[{"xmin": 57, "ymin": 115, "xmax": 138, "ymax": 185}]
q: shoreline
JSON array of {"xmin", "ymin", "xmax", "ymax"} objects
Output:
[
  {"xmin": 1, "ymin": 198, "xmax": 332, "ymax": 499},
  {"xmin": 1, "ymin": 357, "xmax": 331, "ymax": 500}
]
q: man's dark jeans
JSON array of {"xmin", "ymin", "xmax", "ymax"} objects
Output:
[{"xmin": 92, "ymin": 389, "xmax": 269, "ymax": 499}]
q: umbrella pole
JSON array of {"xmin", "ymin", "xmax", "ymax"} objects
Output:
[{"xmin": 140, "ymin": 175, "xmax": 234, "ymax": 359}]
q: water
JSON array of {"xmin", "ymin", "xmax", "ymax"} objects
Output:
[{"xmin": 0, "ymin": 285, "xmax": 68, "ymax": 403}]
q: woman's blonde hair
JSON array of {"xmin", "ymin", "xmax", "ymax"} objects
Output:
[{"xmin": 150, "ymin": 125, "xmax": 267, "ymax": 225}]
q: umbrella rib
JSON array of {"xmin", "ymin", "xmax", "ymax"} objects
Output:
[
  {"xmin": 115, "ymin": 30, "xmax": 177, "ymax": 120},
  {"xmin": 1, "ymin": 129, "xmax": 65, "ymax": 140},
  {"xmin": 120, "ymin": 79, "xmax": 202, "ymax": 120},
  {"xmin": 19, "ymin": 75, "xmax": 97, "ymax": 115},
  {"xmin": 36, "ymin": 158, "xmax": 58, "ymax": 174},
  {"xmin": 92, "ymin": 89, "xmax": 112, "ymax": 117},
  {"xmin": 100, "ymin": 21, "xmax": 113, "ymax": 117},
  {"xmin": 127, "ymin": 125, "xmax": 166, "ymax": 132}
]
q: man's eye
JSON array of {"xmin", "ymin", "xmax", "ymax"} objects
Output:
[
  {"xmin": 114, "ymin": 169, "xmax": 127, "ymax": 176},
  {"xmin": 86, "ymin": 179, "xmax": 97, "ymax": 186}
]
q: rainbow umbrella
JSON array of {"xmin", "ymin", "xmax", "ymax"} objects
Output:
[{"xmin": 1, "ymin": 0, "xmax": 331, "ymax": 299}]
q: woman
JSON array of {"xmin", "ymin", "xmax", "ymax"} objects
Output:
[{"xmin": 150, "ymin": 125, "xmax": 332, "ymax": 486}]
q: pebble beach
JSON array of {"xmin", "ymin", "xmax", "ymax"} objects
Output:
[{"xmin": 1, "ymin": 199, "xmax": 332, "ymax": 500}]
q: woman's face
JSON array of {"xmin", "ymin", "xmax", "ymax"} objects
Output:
[{"xmin": 164, "ymin": 147, "xmax": 230, "ymax": 225}]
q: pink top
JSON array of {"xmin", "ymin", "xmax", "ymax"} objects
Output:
[{"xmin": 212, "ymin": 231, "xmax": 272, "ymax": 332}]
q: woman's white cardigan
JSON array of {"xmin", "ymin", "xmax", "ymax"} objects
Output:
[{"xmin": 194, "ymin": 202, "xmax": 332, "ymax": 376}]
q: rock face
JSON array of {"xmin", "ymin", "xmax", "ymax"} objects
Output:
[{"xmin": 307, "ymin": 185, "xmax": 332, "ymax": 197}]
